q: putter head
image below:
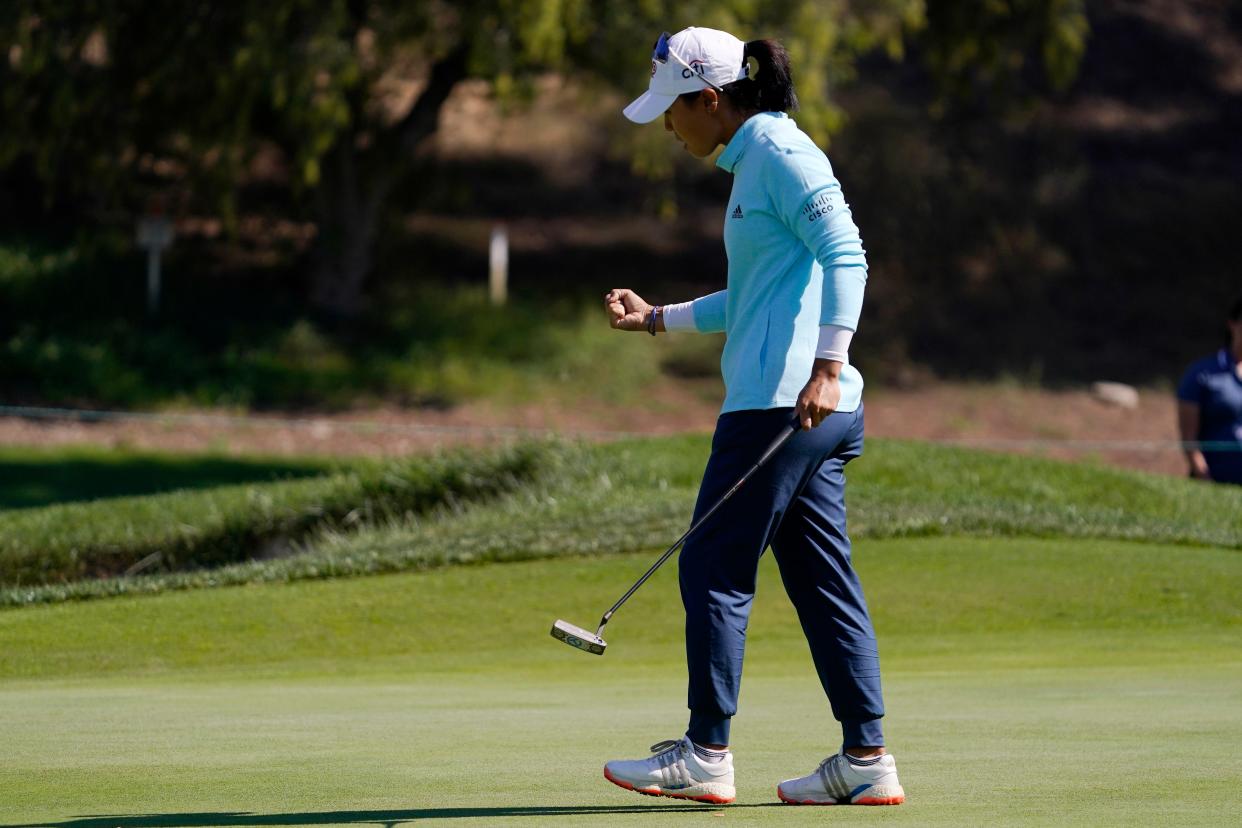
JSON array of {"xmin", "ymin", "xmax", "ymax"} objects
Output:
[{"xmin": 550, "ymin": 620, "xmax": 607, "ymax": 655}]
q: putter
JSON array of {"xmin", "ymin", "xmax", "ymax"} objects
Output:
[{"xmin": 552, "ymin": 415, "xmax": 801, "ymax": 655}]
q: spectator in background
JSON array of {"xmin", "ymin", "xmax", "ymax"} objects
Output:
[{"xmin": 1177, "ymin": 294, "xmax": 1242, "ymax": 484}]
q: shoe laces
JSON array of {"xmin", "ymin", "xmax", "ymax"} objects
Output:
[{"xmin": 649, "ymin": 738, "xmax": 686, "ymax": 757}]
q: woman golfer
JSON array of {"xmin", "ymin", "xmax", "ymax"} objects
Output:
[{"xmin": 602, "ymin": 27, "xmax": 903, "ymax": 806}]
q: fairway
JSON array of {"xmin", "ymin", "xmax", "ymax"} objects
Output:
[{"xmin": 2, "ymin": 536, "xmax": 1239, "ymax": 826}]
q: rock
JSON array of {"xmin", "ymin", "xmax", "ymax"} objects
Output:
[{"xmin": 1091, "ymin": 381, "xmax": 1140, "ymax": 409}]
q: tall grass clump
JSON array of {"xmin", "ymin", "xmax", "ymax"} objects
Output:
[
  {"xmin": 0, "ymin": 441, "xmax": 548, "ymax": 589},
  {"xmin": 5, "ymin": 435, "xmax": 1240, "ymax": 608}
]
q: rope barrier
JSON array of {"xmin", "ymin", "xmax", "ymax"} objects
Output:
[
  {"xmin": 0, "ymin": 404, "xmax": 640, "ymax": 440},
  {"xmin": 936, "ymin": 437, "xmax": 1241, "ymax": 451},
  {"xmin": 1, "ymin": 404, "xmax": 1239, "ymax": 450}
]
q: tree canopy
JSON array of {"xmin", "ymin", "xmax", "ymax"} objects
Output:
[{"xmin": 1, "ymin": 0, "xmax": 1086, "ymax": 315}]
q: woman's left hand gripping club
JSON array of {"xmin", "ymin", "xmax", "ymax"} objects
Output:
[{"xmin": 795, "ymin": 359, "xmax": 843, "ymax": 430}]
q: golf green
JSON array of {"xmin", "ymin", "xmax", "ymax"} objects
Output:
[{"xmin": 2, "ymin": 536, "xmax": 1239, "ymax": 826}]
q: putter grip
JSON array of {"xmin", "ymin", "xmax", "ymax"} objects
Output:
[{"xmin": 759, "ymin": 415, "xmax": 801, "ymax": 462}]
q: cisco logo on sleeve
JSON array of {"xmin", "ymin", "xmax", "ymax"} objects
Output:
[{"xmin": 801, "ymin": 192, "xmax": 836, "ymax": 223}]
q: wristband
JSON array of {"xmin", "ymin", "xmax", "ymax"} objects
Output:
[
  {"xmin": 647, "ymin": 306, "xmax": 661, "ymax": 336},
  {"xmin": 661, "ymin": 300, "xmax": 696, "ymax": 331},
  {"xmin": 815, "ymin": 324, "xmax": 853, "ymax": 362}
]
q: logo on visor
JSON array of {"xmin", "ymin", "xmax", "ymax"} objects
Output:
[{"xmin": 651, "ymin": 59, "xmax": 657, "ymax": 77}]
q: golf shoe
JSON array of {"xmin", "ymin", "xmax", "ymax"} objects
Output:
[
  {"xmin": 604, "ymin": 737, "xmax": 736, "ymax": 804},
  {"xmin": 777, "ymin": 752, "xmax": 905, "ymax": 805}
]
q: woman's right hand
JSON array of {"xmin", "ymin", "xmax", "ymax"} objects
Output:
[{"xmin": 604, "ymin": 289, "xmax": 652, "ymax": 332}]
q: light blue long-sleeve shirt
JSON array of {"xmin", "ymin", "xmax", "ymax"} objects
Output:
[{"xmin": 689, "ymin": 112, "xmax": 867, "ymax": 414}]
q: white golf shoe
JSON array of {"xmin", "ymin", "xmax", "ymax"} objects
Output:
[
  {"xmin": 604, "ymin": 737, "xmax": 736, "ymax": 804},
  {"xmin": 777, "ymin": 752, "xmax": 905, "ymax": 805}
]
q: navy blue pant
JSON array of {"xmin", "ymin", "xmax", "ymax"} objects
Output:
[{"xmin": 680, "ymin": 405, "xmax": 884, "ymax": 749}]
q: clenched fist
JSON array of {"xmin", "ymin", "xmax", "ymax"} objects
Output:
[{"xmin": 604, "ymin": 289, "xmax": 654, "ymax": 332}]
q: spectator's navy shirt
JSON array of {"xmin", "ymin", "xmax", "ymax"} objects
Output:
[{"xmin": 1177, "ymin": 348, "xmax": 1242, "ymax": 484}]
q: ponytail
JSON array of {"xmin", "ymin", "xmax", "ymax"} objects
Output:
[{"xmin": 722, "ymin": 39, "xmax": 798, "ymax": 114}]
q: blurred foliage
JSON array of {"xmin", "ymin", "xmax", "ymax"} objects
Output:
[
  {"xmin": 0, "ymin": 1, "xmax": 1087, "ymax": 315},
  {"xmin": 922, "ymin": 0, "xmax": 1088, "ymax": 114},
  {"xmin": 0, "ymin": 1, "xmax": 929, "ymax": 206},
  {"xmin": 835, "ymin": 0, "xmax": 1242, "ymax": 385},
  {"xmin": 0, "ymin": 234, "xmax": 667, "ymax": 408}
]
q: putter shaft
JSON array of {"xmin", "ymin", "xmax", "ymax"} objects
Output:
[{"xmin": 596, "ymin": 417, "xmax": 799, "ymax": 632}]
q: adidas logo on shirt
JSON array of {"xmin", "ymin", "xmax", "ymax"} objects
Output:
[{"xmin": 731, "ymin": 204, "xmax": 744, "ymax": 219}]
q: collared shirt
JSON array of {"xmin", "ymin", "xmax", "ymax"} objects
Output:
[
  {"xmin": 686, "ymin": 112, "xmax": 867, "ymax": 414},
  {"xmin": 1177, "ymin": 348, "xmax": 1242, "ymax": 484}
]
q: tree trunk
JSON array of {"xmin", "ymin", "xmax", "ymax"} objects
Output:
[
  {"xmin": 309, "ymin": 138, "xmax": 386, "ymax": 319},
  {"xmin": 308, "ymin": 44, "xmax": 469, "ymax": 320}
]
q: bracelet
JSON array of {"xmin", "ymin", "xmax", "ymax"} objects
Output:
[{"xmin": 647, "ymin": 305, "xmax": 661, "ymax": 336}]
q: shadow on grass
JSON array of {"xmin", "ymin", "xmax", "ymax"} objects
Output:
[
  {"xmin": 0, "ymin": 455, "xmax": 331, "ymax": 511},
  {"xmin": 10, "ymin": 804, "xmax": 785, "ymax": 826}
]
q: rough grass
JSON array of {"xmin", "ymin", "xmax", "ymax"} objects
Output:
[
  {"xmin": 0, "ymin": 443, "xmax": 543, "ymax": 592},
  {"xmin": 2, "ymin": 433, "xmax": 1239, "ymax": 608}
]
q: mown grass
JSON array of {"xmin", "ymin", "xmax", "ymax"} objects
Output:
[
  {"xmin": 3, "ymin": 433, "xmax": 1239, "ymax": 608},
  {"xmin": 0, "ymin": 443, "xmax": 542, "ymax": 591},
  {"xmin": 0, "ymin": 445, "xmax": 334, "ymax": 510},
  {"xmin": 3, "ymin": 537, "xmax": 1238, "ymax": 681},
  {"xmin": 1, "ymin": 538, "xmax": 1239, "ymax": 825}
]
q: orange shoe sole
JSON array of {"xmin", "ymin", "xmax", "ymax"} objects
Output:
[
  {"xmin": 777, "ymin": 787, "xmax": 904, "ymax": 806},
  {"xmin": 604, "ymin": 767, "xmax": 735, "ymax": 805}
]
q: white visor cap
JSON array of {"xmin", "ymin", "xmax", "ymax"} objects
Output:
[{"xmin": 623, "ymin": 27, "xmax": 748, "ymax": 124}]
